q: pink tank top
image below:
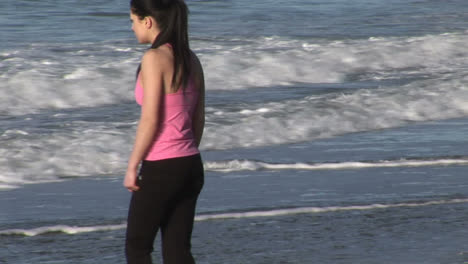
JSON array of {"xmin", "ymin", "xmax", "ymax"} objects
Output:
[{"xmin": 135, "ymin": 75, "xmax": 200, "ymax": 161}]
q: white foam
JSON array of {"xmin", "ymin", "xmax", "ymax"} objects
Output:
[
  {"xmin": 2, "ymin": 198, "xmax": 467, "ymax": 236},
  {"xmin": 201, "ymin": 75, "xmax": 468, "ymax": 149},
  {"xmin": 205, "ymin": 157, "xmax": 468, "ymax": 172},
  {"xmin": 1, "ymin": 114, "xmax": 467, "ymax": 188},
  {"xmin": 201, "ymin": 33, "xmax": 468, "ymax": 90},
  {"xmin": 0, "ymin": 125, "xmax": 133, "ymax": 188},
  {"xmin": 1, "ymin": 33, "xmax": 467, "ymax": 115},
  {"xmin": 0, "ymin": 42, "xmax": 140, "ymax": 115},
  {"xmin": 0, "ymin": 184, "xmax": 19, "ymax": 190},
  {"xmin": 239, "ymin": 108, "xmax": 271, "ymax": 115},
  {"xmin": 0, "ymin": 224, "xmax": 126, "ymax": 237},
  {"xmin": 2, "ymin": 129, "xmax": 29, "ymax": 136},
  {"xmin": 63, "ymin": 68, "xmax": 96, "ymax": 80},
  {"xmin": 1, "ymin": 34, "xmax": 468, "ymax": 187},
  {"xmin": 194, "ymin": 198, "xmax": 468, "ymax": 221}
]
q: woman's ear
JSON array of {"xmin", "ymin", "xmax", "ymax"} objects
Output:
[{"xmin": 144, "ymin": 17, "xmax": 153, "ymax": 29}]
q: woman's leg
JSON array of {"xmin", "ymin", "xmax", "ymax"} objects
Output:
[
  {"xmin": 125, "ymin": 155, "xmax": 204, "ymax": 264},
  {"xmin": 125, "ymin": 170, "xmax": 167, "ymax": 264},
  {"xmin": 160, "ymin": 155, "xmax": 204, "ymax": 264}
]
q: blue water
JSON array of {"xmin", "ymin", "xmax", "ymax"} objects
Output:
[{"xmin": 1, "ymin": 0, "xmax": 468, "ymax": 263}]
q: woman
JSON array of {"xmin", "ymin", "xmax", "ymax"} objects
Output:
[{"xmin": 124, "ymin": 0, "xmax": 205, "ymax": 263}]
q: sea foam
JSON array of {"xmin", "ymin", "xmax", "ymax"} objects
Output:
[
  {"xmin": 202, "ymin": 75, "xmax": 468, "ymax": 150},
  {"xmin": 204, "ymin": 157, "xmax": 468, "ymax": 172},
  {"xmin": 1, "ymin": 33, "xmax": 467, "ymax": 189},
  {"xmin": 1, "ymin": 33, "xmax": 467, "ymax": 115},
  {"xmin": 2, "ymin": 198, "xmax": 467, "ymax": 237}
]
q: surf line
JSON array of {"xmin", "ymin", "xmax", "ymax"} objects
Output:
[
  {"xmin": 204, "ymin": 157, "xmax": 468, "ymax": 172},
  {"xmin": 194, "ymin": 198, "xmax": 468, "ymax": 221},
  {"xmin": 1, "ymin": 198, "xmax": 467, "ymax": 237},
  {"xmin": 0, "ymin": 224, "xmax": 126, "ymax": 237}
]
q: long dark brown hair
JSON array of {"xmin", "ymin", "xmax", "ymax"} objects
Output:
[{"xmin": 131, "ymin": 0, "xmax": 191, "ymax": 90}]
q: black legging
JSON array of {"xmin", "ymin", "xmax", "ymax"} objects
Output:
[{"xmin": 125, "ymin": 154, "xmax": 204, "ymax": 264}]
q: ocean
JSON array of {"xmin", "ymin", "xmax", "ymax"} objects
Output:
[{"xmin": 1, "ymin": 0, "xmax": 468, "ymax": 263}]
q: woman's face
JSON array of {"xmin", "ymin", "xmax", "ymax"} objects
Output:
[{"xmin": 130, "ymin": 12, "xmax": 148, "ymax": 44}]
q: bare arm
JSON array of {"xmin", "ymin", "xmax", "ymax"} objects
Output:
[
  {"xmin": 191, "ymin": 54, "xmax": 205, "ymax": 148},
  {"xmin": 124, "ymin": 50, "xmax": 165, "ymax": 191}
]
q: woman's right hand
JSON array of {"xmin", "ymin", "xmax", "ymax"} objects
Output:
[{"xmin": 124, "ymin": 167, "xmax": 140, "ymax": 192}]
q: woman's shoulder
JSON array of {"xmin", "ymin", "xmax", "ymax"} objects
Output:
[{"xmin": 141, "ymin": 47, "xmax": 173, "ymax": 70}]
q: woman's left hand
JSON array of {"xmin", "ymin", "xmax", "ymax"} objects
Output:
[{"xmin": 124, "ymin": 168, "xmax": 140, "ymax": 192}]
